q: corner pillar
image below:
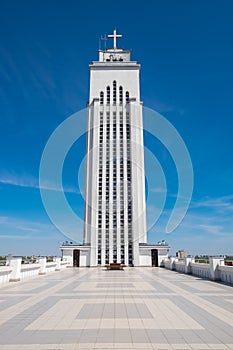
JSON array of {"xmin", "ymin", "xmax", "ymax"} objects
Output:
[
  {"xmin": 9, "ymin": 257, "xmax": 22, "ymax": 282},
  {"xmin": 170, "ymin": 257, "xmax": 176, "ymax": 270},
  {"xmin": 185, "ymin": 256, "xmax": 195, "ymax": 274},
  {"xmin": 209, "ymin": 257, "xmax": 224, "ymax": 281},
  {"xmin": 39, "ymin": 257, "xmax": 47, "ymax": 275},
  {"xmin": 55, "ymin": 257, "xmax": 61, "ymax": 271}
]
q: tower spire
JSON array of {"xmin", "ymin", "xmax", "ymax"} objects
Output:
[{"xmin": 108, "ymin": 29, "xmax": 122, "ymax": 49}]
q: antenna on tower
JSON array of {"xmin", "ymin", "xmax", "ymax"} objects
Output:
[{"xmin": 99, "ymin": 34, "xmax": 107, "ymax": 51}]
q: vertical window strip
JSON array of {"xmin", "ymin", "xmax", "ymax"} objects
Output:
[
  {"xmin": 113, "ymin": 81, "xmax": 116, "ymax": 105},
  {"xmin": 105, "ymin": 112, "xmax": 110, "ymax": 265},
  {"xmin": 120, "ymin": 112, "xmax": 125, "ymax": 264},
  {"xmin": 98, "ymin": 112, "xmax": 104, "ymax": 265},
  {"xmin": 119, "ymin": 86, "xmax": 123, "ymax": 104},
  {"xmin": 126, "ymin": 91, "xmax": 129, "ymax": 103},
  {"xmin": 126, "ymin": 112, "xmax": 133, "ymax": 265},
  {"xmin": 112, "ymin": 112, "xmax": 117, "ymax": 263},
  {"xmin": 106, "ymin": 86, "xmax": 110, "ymax": 104},
  {"xmin": 100, "ymin": 91, "xmax": 104, "ymax": 105}
]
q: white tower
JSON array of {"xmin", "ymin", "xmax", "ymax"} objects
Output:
[
  {"xmin": 84, "ymin": 30, "xmax": 147, "ymax": 266},
  {"xmin": 61, "ymin": 31, "xmax": 170, "ymax": 267}
]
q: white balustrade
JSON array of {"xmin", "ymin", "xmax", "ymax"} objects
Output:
[
  {"xmin": 0, "ymin": 257, "xmax": 70, "ymax": 286},
  {"xmin": 163, "ymin": 256, "xmax": 233, "ymax": 284}
]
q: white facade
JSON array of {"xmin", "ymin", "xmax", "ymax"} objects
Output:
[
  {"xmin": 62, "ymin": 246, "xmax": 90, "ymax": 267},
  {"xmin": 84, "ymin": 32, "xmax": 147, "ymax": 267},
  {"xmin": 139, "ymin": 245, "xmax": 169, "ymax": 267},
  {"xmin": 61, "ymin": 30, "xmax": 170, "ymax": 267}
]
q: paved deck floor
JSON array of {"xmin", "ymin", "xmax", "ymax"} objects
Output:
[{"xmin": 0, "ymin": 267, "xmax": 233, "ymax": 349}]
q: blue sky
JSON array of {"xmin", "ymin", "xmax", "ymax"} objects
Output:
[{"xmin": 1, "ymin": 0, "xmax": 233, "ymax": 256}]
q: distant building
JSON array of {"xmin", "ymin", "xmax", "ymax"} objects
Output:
[{"xmin": 176, "ymin": 250, "xmax": 187, "ymax": 260}]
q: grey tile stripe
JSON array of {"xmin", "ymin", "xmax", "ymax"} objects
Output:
[
  {"xmin": 142, "ymin": 268, "xmax": 233, "ymax": 328},
  {"xmin": 0, "ymin": 269, "xmax": 89, "ymax": 326}
]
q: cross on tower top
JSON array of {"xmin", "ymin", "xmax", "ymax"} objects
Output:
[{"xmin": 108, "ymin": 29, "xmax": 122, "ymax": 50}]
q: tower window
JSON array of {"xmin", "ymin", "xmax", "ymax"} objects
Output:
[
  {"xmin": 119, "ymin": 86, "xmax": 123, "ymax": 104},
  {"xmin": 106, "ymin": 86, "xmax": 110, "ymax": 104},
  {"xmin": 126, "ymin": 91, "xmax": 129, "ymax": 103},
  {"xmin": 100, "ymin": 91, "xmax": 104, "ymax": 105}
]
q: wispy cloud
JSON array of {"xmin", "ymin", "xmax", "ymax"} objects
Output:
[
  {"xmin": 0, "ymin": 215, "xmax": 58, "ymax": 237},
  {"xmin": 0, "ymin": 215, "xmax": 82, "ymax": 245},
  {"xmin": 0, "ymin": 173, "xmax": 80, "ymax": 194},
  {"xmin": 151, "ymin": 187, "xmax": 166, "ymax": 193},
  {"xmin": 147, "ymin": 199, "xmax": 233, "ymax": 239},
  {"xmin": 174, "ymin": 211, "xmax": 233, "ymax": 238},
  {"xmin": 0, "ymin": 174, "xmax": 38, "ymax": 188},
  {"xmin": 0, "ymin": 44, "xmax": 57, "ymax": 103},
  {"xmin": 0, "ymin": 216, "xmax": 8, "ymax": 224},
  {"xmin": 145, "ymin": 98, "xmax": 175, "ymax": 113},
  {"xmin": 17, "ymin": 226, "xmax": 41, "ymax": 233},
  {"xmin": 192, "ymin": 195, "xmax": 233, "ymax": 212},
  {"xmin": 144, "ymin": 97, "xmax": 185, "ymax": 115},
  {"xmin": 0, "ymin": 234, "xmax": 31, "ymax": 240},
  {"xmin": 196, "ymin": 224, "xmax": 225, "ymax": 236}
]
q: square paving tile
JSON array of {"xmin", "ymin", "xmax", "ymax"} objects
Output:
[{"xmin": 0, "ymin": 267, "xmax": 232, "ymax": 349}]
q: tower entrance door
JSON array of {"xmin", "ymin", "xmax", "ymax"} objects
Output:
[
  {"xmin": 151, "ymin": 249, "xmax": 158, "ymax": 267},
  {"xmin": 73, "ymin": 250, "xmax": 80, "ymax": 267}
]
